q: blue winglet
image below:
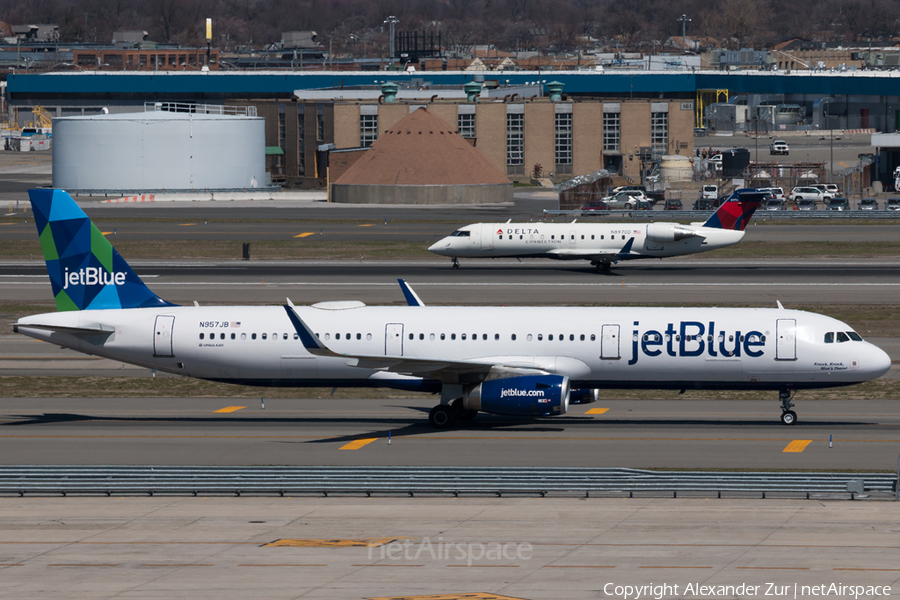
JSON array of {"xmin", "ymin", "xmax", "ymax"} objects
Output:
[
  {"xmin": 617, "ymin": 237, "xmax": 635, "ymax": 256},
  {"xmin": 283, "ymin": 306, "xmax": 338, "ymax": 356},
  {"xmin": 398, "ymin": 278, "xmax": 425, "ymax": 307}
]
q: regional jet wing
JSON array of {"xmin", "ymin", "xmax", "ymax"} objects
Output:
[{"xmin": 546, "ymin": 237, "xmax": 639, "ymax": 259}]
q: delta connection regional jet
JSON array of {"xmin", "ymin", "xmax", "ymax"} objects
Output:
[
  {"xmin": 14, "ymin": 189, "xmax": 890, "ymax": 428},
  {"xmin": 428, "ymin": 189, "xmax": 763, "ymax": 270}
]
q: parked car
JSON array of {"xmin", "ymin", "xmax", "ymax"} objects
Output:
[
  {"xmin": 610, "ymin": 185, "xmax": 645, "ymax": 194},
  {"xmin": 797, "ymin": 199, "xmax": 817, "ymax": 210},
  {"xmin": 580, "ymin": 200, "xmax": 609, "ymax": 214},
  {"xmin": 693, "ymin": 198, "xmax": 714, "ymax": 210},
  {"xmin": 764, "ymin": 198, "xmax": 785, "ymax": 211},
  {"xmin": 770, "ymin": 140, "xmax": 790, "ymax": 155},
  {"xmin": 758, "ymin": 187, "xmax": 785, "ymax": 201},
  {"xmin": 887, "ymin": 198, "xmax": 900, "ymax": 211},
  {"xmin": 789, "ymin": 186, "xmax": 831, "ymax": 203},
  {"xmin": 859, "ymin": 197, "xmax": 879, "ymax": 210},
  {"xmin": 825, "ymin": 197, "xmax": 849, "ymax": 211},
  {"xmin": 664, "ymin": 198, "xmax": 683, "ymax": 210},
  {"xmin": 823, "ymin": 183, "xmax": 840, "ymax": 196},
  {"xmin": 645, "ymin": 190, "xmax": 666, "ymax": 205},
  {"xmin": 701, "ymin": 184, "xmax": 718, "ymax": 199},
  {"xmin": 602, "ymin": 190, "xmax": 652, "ymax": 210}
]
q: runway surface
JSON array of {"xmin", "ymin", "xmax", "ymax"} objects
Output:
[
  {"xmin": 3, "ymin": 258, "xmax": 900, "ymax": 305},
  {"xmin": 2, "ymin": 394, "xmax": 900, "ymax": 470}
]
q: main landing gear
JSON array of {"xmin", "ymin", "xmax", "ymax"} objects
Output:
[
  {"xmin": 428, "ymin": 398, "xmax": 477, "ymax": 428},
  {"xmin": 591, "ymin": 260, "xmax": 612, "ymax": 272},
  {"xmin": 451, "ymin": 257, "xmax": 460, "ymax": 270},
  {"xmin": 779, "ymin": 389, "xmax": 797, "ymax": 425}
]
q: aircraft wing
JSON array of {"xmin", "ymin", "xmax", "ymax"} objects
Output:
[
  {"xmin": 282, "ymin": 305, "xmax": 582, "ymax": 381},
  {"xmin": 546, "ymin": 237, "xmax": 638, "ymax": 259}
]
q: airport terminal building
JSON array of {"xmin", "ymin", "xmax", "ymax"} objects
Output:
[{"xmin": 6, "ymin": 70, "xmax": 900, "ymax": 189}]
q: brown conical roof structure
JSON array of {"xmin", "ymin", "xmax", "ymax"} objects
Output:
[{"xmin": 334, "ymin": 107, "xmax": 510, "ymax": 186}]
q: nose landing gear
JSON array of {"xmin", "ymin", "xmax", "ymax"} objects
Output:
[
  {"xmin": 779, "ymin": 389, "xmax": 797, "ymax": 425},
  {"xmin": 451, "ymin": 257, "xmax": 459, "ymax": 270}
]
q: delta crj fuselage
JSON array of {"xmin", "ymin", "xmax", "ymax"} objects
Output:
[{"xmin": 429, "ymin": 189, "xmax": 764, "ymax": 269}]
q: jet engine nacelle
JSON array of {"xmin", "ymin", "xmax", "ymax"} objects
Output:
[
  {"xmin": 569, "ymin": 388, "xmax": 599, "ymax": 404},
  {"xmin": 646, "ymin": 222, "xmax": 700, "ymax": 243},
  {"xmin": 463, "ymin": 374, "xmax": 570, "ymax": 417}
]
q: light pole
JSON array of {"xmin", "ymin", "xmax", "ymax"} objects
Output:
[
  {"xmin": 384, "ymin": 16, "xmax": 399, "ymax": 65},
  {"xmin": 677, "ymin": 14, "xmax": 691, "ymax": 54}
]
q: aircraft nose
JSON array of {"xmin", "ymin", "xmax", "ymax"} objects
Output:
[
  {"xmin": 865, "ymin": 343, "xmax": 892, "ymax": 379},
  {"xmin": 428, "ymin": 239, "xmax": 451, "ymax": 254}
]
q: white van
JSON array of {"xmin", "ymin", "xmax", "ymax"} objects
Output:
[{"xmin": 701, "ymin": 185, "xmax": 718, "ymax": 199}]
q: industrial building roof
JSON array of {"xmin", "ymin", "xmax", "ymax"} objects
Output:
[
  {"xmin": 10, "ymin": 70, "xmax": 900, "ymax": 99},
  {"xmin": 333, "ymin": 107, "xmax": 510, "ymax": 186}
]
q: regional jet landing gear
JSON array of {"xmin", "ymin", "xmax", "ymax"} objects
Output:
[
  {"xmin": 779, "ymin": 389, "xmax": 797, "ymax": 425},
  {"xmin": 451, "ymin": 257, "xmax": 460, "ymax": 270},
  {"xmin": 591, "ymin": 260, "xmax": 612, "ymax": 272}
]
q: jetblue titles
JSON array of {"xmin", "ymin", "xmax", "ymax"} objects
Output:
[
  {"xmin": 627, "ymin": 320, "xmax": 765, "ymax": 365},
  {"xmin": 63, "ymin": 267, "xmax": 126, "ymax": 290}
]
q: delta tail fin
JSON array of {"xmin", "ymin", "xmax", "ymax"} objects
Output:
[
  {"xmin": 28, "ymin": 189, "xmax": 176, "ymax": 311},
  {"xmin": 702, "ymin": 189, "xmax": 766, "ymax": 231}
]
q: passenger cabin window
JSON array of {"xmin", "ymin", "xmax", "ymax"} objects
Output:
[
  {"xmin": 262, "ymin": 333, "xmax": 268, "ymax": 340},
  {"xmin": 252, "ymin": 333, "xmax": 257, "ymax": 340},
  {"xmin": 199, "ymin": 333, "xmax": 204, "ymax": 340}
]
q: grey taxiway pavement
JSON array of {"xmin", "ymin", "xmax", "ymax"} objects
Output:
[
  {"xmin": 4, "ymin": 258, "xmax": 900, "ymax": 305},
  {"xmin": 2, "ymin": 497, "xmax": 899, "ymax": 600},
  {"xmin": 2, "ymin": 394, "xmax": 900, "ymax": 471}
]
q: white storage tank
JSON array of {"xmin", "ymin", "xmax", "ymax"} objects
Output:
[
  {"xmin": 52, "ymin": 107, "xmax": 265, "ymax": 192},
  {"xmin": 659, "ymin": 155, "xmax": 693, "ymax": 183}
]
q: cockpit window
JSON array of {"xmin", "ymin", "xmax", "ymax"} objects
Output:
[
  {"xmin": 824, "ymin": 332, "xmax": 834, "ymax": 344},
  {"xmin": 836, "ymin": 332, "xmax": 850, "ymax": 343},
  {"xmin": 450, "ymin": 230, "xmax": 471, "ymax": 237},
  {"xmin": 847, "ymin": 331, "xmax": 862, "ymax": 341}
]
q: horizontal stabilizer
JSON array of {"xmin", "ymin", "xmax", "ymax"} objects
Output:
[{"xmin": 13, "ymin": 321, "xmax": 115, "ymax": 335}]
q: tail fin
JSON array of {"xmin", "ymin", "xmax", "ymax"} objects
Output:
[
  {"xmin": 28, "ymin": 189, "xmax": 176, "ymax": 311},
  {"xmin": 702, "ymin": 189, "xmax": 765, "ymax": 231}
]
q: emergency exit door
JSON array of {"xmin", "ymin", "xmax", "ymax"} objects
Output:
[
  {"xmin": 385, "ymin": 323, "xmax": 404, "ymax": 356},
  {"xmin": 600, "ymin": 324, "xmax": 621, "ymax": 360},
  {"xmin": 153, "ymin": 315, "xmax": 175, "ymax": 357},
  {"xmin": 776, "ymin": 319, "xmax": 796, "ymax": 361}
]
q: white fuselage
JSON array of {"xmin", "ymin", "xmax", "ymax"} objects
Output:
[
  {"xmin": 15, "ymin": 304, "xmax": 890, "ymax": 392},
  {"xmin": 428, "ymin": 222, "xmax": 742, "ymax": 261}
]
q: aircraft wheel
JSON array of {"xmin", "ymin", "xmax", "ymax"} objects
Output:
[
  {"xmin": 780, "ymin": 410, "xmax": 797, "ymax": 426},
  {"xmin": 451, "ymin": 399, "xmax": 478, "ymax": 421},
  {"xmin": 429, "ymin": 405, "xmax": 456, "ymax": 429},
  {"xmin": 451, "ymin": 258, "xmax": 460, "ymax": 270}
]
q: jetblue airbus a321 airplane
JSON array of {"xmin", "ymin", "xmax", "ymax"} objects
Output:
[
  {"xmin": 429, "ymin": 189, "xmax": 764, "ymax": 270},
  {"xmin": 14, "ymin": 190, "xmax": 891, "ymax": 428}
]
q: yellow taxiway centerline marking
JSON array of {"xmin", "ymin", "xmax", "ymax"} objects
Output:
[
  {"xmin": 101, "ymin": 232, "xmax": 113, "ymax": 236},
  {"xmin": 178, "ymin": 223, "xmax": 196, "ymax": 227},
  {"xmin": 265, "ymin": 537, "xmax": 400, "ymax": 548},
  {"xmin": 294, "ymin": 232, "xmax": 315, "ymax": 238},
  {"xmin": 358, "ymin": 224, "xmax": 375, "ymax": 227},
  {"xmin": 783, "ymin": 440, "xmax": 812, "ymax": 453},
  {"xmin": 585, "ymin": 408, "xmax": 610, "ymax": 415},
  {"xmin": 340, "ymin": 438, "xmax": 378, "ymax": 450},
  {"xmin": 214, "ymin": 406, "xmax": 246, "ymax": 413}
]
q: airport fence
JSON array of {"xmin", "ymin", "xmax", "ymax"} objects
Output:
[
  {"xmin": 544, "ymin": 210, "xmax": 900, "ymax": 220},
  {"xmin": 0, "ymin": 466, "xmax": 896, "ymax": 500}
]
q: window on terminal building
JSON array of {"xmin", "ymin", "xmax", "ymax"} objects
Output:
[
  {"xmin": 555, "ymin": 111, "xmax": 573, "ymax": 174},
  {"xmin": 506, "ymin": 111, "xmax": 524, "ymax": 175}
]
